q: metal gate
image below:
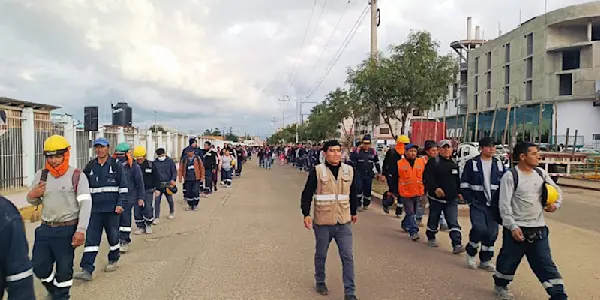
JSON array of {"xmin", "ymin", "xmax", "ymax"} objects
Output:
[{"xmin": 0, "ymin": 110, "xmax": 24, "ymax": 191}]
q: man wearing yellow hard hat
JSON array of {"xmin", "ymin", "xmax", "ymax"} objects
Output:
[
  {"xmin": 26, "ymin": 135, "xmax": 92, "ymax": 299},
  {"xmin": 382, "ymin": 135, "xmax": 410, "ymax": 216},
  {"xmin": 494, "ymin": 141, "xmax": 566, "ymax": 300}
]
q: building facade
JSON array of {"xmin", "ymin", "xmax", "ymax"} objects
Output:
[{"xmin": 428, "ymin": 2, "xmax": 600, "ymax": 148}]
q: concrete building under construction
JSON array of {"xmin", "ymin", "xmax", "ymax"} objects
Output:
[{"xmin": 427, "ymin": 2, "xmax": 600, "ymax": 149}]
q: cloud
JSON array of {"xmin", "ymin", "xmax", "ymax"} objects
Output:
[{"xmin": 0, "ymin": 0, "xmax": 593, "ymax": 137}]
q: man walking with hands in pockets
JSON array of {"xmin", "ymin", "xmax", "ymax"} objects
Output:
[{"xmin": 301, "ymin": 140, "xmax": 359, "ymax": 300}]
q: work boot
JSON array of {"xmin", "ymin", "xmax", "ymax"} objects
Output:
[
  {"xmin": 120, "ymin": 242, "xmax": 129, "ymax": 253},
  {"xmin": 168, "ymin": 214, "xmax": 175, "ymax": 219},
  {"xmin": 410, "ymin": 233, "xmax": 420, "ymax": 241},
  {"xmin": 479, "ymin": 261, "xmax": 496, "ymax": 272},
  {"xmin": 362, "ymin": 205, "xmax": 369, "ymax": 210},
  {"xmin": 494, "ymin": 285, "xmax": 515, "ymax": 300},
  {"xmin": 315, "ymin": 283, "xmax": 329, "ymax": 295},
  {"xmin": 344, "ymin": 295, "xmax": 358, "ymax": 300},
  {"xmin": 440, "ymin": 223, "xmax": 450, "ymax": 231},
  {"xmin": 73, "ymin": 270, "xmax": 92, "ymax": 281},
  {"xmin": 153, "ymin": 218, "xmax": 161, "ymax": 225},
  {"xmin": 383, "ymin": 205, "xmax": 390, "ymax": 214},
  {"xmin": 453, "ymin": 245, "xmax": 466, "ymax": 254},
  {"xmin": 466, "ymin": 255, "xmax": 478, "ymax": 269},
  {"xmin": 133, "ymin": 228, "xmax": 145, "ymax": 235},
  {"xmin": 145, "ymin": 225, "xmax": 153, "ymax": 234},
  {"xmin": 104, "ymin": 262, "xmax": 119, "ymax": 272},
  {"xmin": 428, "ymin": 239, "xmax": 439, "ymax": 247}
]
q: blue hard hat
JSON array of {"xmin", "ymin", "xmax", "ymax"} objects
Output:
[
  {"xmin": 93, "ymin": 137, "xmax": 109, "ymax": 147},
  {"xmin": 362, "ymin": 134, "xmax": 372, "ymax": 142}
]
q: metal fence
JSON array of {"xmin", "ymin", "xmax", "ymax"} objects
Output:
[
  {"xmin": 0, "ymin": 110, "xmax": 24, "ymax": 191},
  {"xmin": 34, "ymin": 117, "xmax": 65, "ymax": 171}
]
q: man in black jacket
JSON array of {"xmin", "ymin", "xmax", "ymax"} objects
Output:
[
  {"xmin": 423, "ymin": 140, "xmax": 465, "ymax": 254},
  {"xmin": 202, "ymin": 142, "xmax": 218, "ymax": 195}
]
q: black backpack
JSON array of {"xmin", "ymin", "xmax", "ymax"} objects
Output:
[{"xmin": 489, "ymin": 167, "xmax": 548, "ymax": 225}]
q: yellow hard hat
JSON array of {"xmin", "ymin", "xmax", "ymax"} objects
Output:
[
  {"xmin": 397, "ymin": 135, "xmax": 410, "ymax": 144},
  {"xmin": 133, "ymin": 146, "xmax": 146, "ymax": 158},
  {"xmin": 545, "ymin": 184, "xmax": 559, "ymax": 206},
  {"xmin": 43, "ymin": 135, "xmax": 70, "ymax": 155}
]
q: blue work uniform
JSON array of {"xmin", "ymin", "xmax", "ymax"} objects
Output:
[
  {"xmin": 350, "ymin": 148, "xmax": 380, "ymax": 208},
  {"xmin": 0, "ymin": 196, "xmax": 35, "ymax": 300},
  {"xmin": 81, "ymin": 157, "xmax": 128, "ymax": 274},
  {"xmin": 117, "ymin": 159, "xmax": 144, "ymax": 245},
  {"xmin": 154, "ymin": 156, "xmax": 177, "ymax": 219},
  {"xmin": 460, "ymin": 156, "xmax": 506, "ymax": 262}
]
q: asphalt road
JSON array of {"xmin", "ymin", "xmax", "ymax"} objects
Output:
[{"xmin": 19, "ymin": 161, "xmax": 600, "ymax": 300}]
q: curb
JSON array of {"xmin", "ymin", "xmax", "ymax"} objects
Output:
[
  {"xmin": 370, "ymin": 192, "xmax": 470, "ymax": 217},
  {"xmin": 18, "ymin": 204, "xmax": 42, "ymax": 223}
]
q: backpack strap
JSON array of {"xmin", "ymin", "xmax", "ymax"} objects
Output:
[
  {"xmin": 40, "ymin": 169, "xmax": 50, "ymax": 183},
  {"xmin": 510, "ymin": 168, "xmax": 519, "ymax": 191}
]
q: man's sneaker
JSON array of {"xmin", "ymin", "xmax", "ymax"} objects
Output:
[
  {"xmin": 168, "ymin": 214, "xmax": 175, "ymax": 219},
  {"xmin": 383, "ymin": 206, "xmax": 390, "ymax": 214},
  {"xmin": 494, "ymin": 285, "xmax": 515, "ymax": 300},
  {"xmin": 153, "ymin": 218, "xmax": 161, "ymax": 225},
  {"xmin": 466, "ymin": 255, "xmax": 478, "ymax": 269},
  {"xmin": 344, "ymin": 295, "xmax": 358, "ymax": 300},
  {"xmin": 479, "ymin": 261, "xmax": 496, "ymax": 272},
  {"xmin": 428, "ymin": 239, "xmax": 439, "ymax": 247},
  {"xmin": 120, "ymin": 242, "xmax": 129, "ymax": 253},
  {"xmin": 453, "ymin": 245, "xmax": 466, "ymax": 254},
  {"xmin": 104, "ymin": 262, "xmax": 119, "ymax": 273},
  {"xmin": 315, "ymin": 283, "xmax": 329, "ymax": 295},
  {"xmin": 440, "ymin": 223, "xmax": 450, "ymax": 231},
  {"xmin": 73, "ymin": 270, "xmax": 92, "ymax": 281},
  {"xmin": 193, "ymin": 206, "xmax": 199, "ymax": 211},
  {"xmin": 133, "ymin": 228, "xmax": 145, "ymax": 235},
  {"xmin": 410, "ymin": 233, "xmax": 420, "ymax": 241},
  {"xmin": 363, "ymin": 206, "xmax": 369, "ymax": 210},
  {"xmin": 145, "ymin": 225, "xmax": 153, "ymax": 234}
]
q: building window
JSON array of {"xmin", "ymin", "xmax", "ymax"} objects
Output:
[
  {"xmin": 593, "ymin": 134, "xmax": 600, "ymax": 141},
  {"xmin": 505, "ymin": 43, "xmax": 510, "ymax": 63},
  {"xmin": 487, "ymin": 51, "xmax": 492, "ymax": 70},
  {"xmin": 379, "ymin": 127, "xmax": 390, "ymax": 135},
  {"xmin": 562, "ymin": 50, "xmax": 580, "ymax": 70},
  {"xmin": 475, "ymin": 76, "xmax": 479, "ymax": 92},
  {"xmin": 526, "ymin": 33, "xmax": 533, "ymax": 56},
  {"xmin": 526, "ymin": 80, "xmax": 533, "ymax": 101},
  {"xmin": 505, "ymin": 65, "xmax": 510, "ymax": 84},
  {"xmin": 559, "ymin": 74, "xmax": 573, "ymax": 96},
  {"xmin": 504, "ymin": 86, "xmax": 510, "ymax": 104},
  {"xmin": 452, "ymin": 83, "xmax": 458, "ymax": 98},
  {"xmin": 487, "ymin": 72, "xmax": 492, "ymax": 89},
  {"xmin": 444, "ymin": 101, "xmax": 448, "ymax": 110},
  {"xmin": 475, "ymin": 57, "xmax": 479, "ymax": 75},
  {"xmin": 486, "ymin": 91, "xmax": 491, "ymax": 108},
  {"xmin": 526, "ymin": 57, "xmax": 533, "ymax": 79},
  {"xmin": 474, "ymin": 94, "xmax": 478, "ymax": 109}
]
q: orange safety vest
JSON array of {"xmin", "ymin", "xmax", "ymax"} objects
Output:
[{"xmin": 397, "ymin": 158, "xmax": 426, "ymax": 198}]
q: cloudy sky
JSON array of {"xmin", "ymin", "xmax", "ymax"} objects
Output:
[{"xmin": 0, "ymin": 0, "xmax": 592, "ymax": 137}]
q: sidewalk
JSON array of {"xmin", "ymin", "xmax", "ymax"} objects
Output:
[{"xmin": 559, "ymin": 177, "xmax": 600, "ymax": 191}]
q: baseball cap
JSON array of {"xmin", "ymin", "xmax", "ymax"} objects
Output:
[
  {"xmin": 439, "ymin": 139, "xmax": 452, "ymax": 148},
  {"xmin": 406, "ymin": 143, "xmax": 419, "ymax": 150},
  {"xmin": 424, "ymin": 140, "xmax": 438, "ymax": 150},
  {"xmin": 93, "ymin": 137, "xmax": 109, "ymax": 147}
]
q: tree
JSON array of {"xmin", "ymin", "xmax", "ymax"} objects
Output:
[{"xmin": 347, "ymin": 30, "xmax": 455, "ymax": 136}]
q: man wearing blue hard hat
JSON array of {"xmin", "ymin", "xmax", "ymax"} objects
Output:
[{"xmin": 74, "ymin": 137, "xmax": 128, "ymax": 281}]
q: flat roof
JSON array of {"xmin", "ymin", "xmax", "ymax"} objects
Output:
[{"xmin": 0, "ymin": 97, "xmax": 60, "ymax": 111}]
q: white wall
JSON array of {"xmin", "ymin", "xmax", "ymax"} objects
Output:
[{"xmin": 556, "ymin": 100, "xmax": 600, "ymax": 147}]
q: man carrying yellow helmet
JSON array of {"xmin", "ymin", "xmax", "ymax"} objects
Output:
[
  {"xmin": 382, "ymin": 135, "xmax": 410, "ymax": 216},
  {"xmin": 26, "ymin": 135, "xmax": 92, "ymax": 299}
]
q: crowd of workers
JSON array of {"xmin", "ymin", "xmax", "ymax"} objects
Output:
[
  {"xmin": 0, "ymin": 135, "xmax": 248, "ymax": 300},
  {"xmin": 1, "ymin": 131, "xmax": 568, "ymax": 300},
  {"xmin": 299, "ymin": 134, "xmax": 567, "ymax": 300}
]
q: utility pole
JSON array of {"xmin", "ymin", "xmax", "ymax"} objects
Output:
[
  {"xmin": 370, "ymin": 0, "xmax": 380, "ymax": 137},
  {"xmin": 279, "ymin": 97, "xmax": 290, "ymax": 129}
]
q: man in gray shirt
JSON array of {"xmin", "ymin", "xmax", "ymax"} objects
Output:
[
  {"xmin": 493, "ymin": 141, "xmax": 567, "ymax": 300},
  {"xmin": 26, "ymin": 135, "xmax": 92, "ymax": 300}
]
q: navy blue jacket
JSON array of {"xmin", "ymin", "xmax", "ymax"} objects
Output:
[
  {"xmin": 84, "ymin": 157, "xmax": 128, "ymax": 212},
  {"xmin": 0, "ymin": 196, "xmax": 35, "ymax": 300},
  {"xmin": 119, "ymin": 159, "xmax": 145, "ymax": 202},
  {"xmin": 154, "ymin": 157, "xmax": 177, "ymax": 183},
  {"xmin": 350, "ymin": 148, "xmax": 381, "ymax": 176},
  {"xmin": 460, "ymin": 155, "xmax": 506, "ymax": 208}
]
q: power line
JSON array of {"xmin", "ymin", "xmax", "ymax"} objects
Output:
[
  {"xmin": 300, "ymin": 0, "xmax": 350, "ymax": 96},
  {"xmin": 286, "ymin": 0, "xmax": 318, "ymax": 93},
  {"xmin": 304, "ymin": 4, "xmax": 369, "ymax": 99}
]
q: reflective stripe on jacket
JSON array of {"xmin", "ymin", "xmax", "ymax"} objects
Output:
[
  {"xmin": 397, "ymin": 158, "xmax": 425, "ymax": 198},
  {"xmin": 314, "ymin": 163, "xmax": 354, "ymax": 225}
]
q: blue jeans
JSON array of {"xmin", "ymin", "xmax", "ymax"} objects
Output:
[
  {"xmin": 401, "ymin": 197, "xmax": 420, "ymax": 235},
  {"xmin": 155, "ymin": 189, "xmax": 174, "ymax": 218},
  {"xmin": 32, "ymin": 224, "xmax": 77, "ymax": 300},
  {"xmin": 221, "ymin": 169, "xmax": 233, "ymax": 185},
  {"xmin": 204, "ymin": 171, "xmax": 213, "ymax": 193},
  {"xmin": 314, "ymin": 223, "xmax": 355, "ymax": 296},
  {"xmin": 494, "ymin": 227, "xmax": 567, "ymax": 300},
  {"xmin": 264, "ymin": 157, "xmax": 272, "ymax": 169}
]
